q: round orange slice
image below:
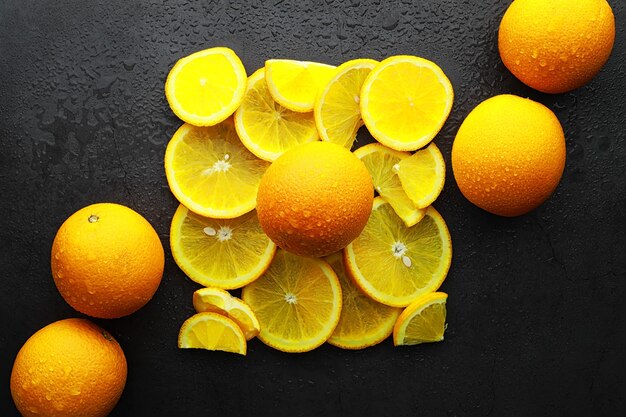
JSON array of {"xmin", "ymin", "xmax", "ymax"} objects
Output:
[
  {"xmin": 360, "ymin": 55, "xmax": 453, "ymax": 151},
  {"xmin": 344, "ymin": 197, "xmax": 452, "ymax": 307},
  {"xmin": 241, "ymin": 249, "xmax": 342, "ymax": 353},
  {"xmin": 170, "ymin": 204, "xmax": 276, "ymax": 289},
  {"xmin": 165, "ymin": 47, "xmax": 247, "ymax": 126},
  {"xmin": 164, "ymin": 119, "xmax": 270, "ymax": 218}
]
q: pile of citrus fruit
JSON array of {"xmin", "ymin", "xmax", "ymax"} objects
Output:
[
  {"xmin": 9, "ymin": 0, "xmax": 616, "ymax": 414},
  {"xmin": 164, "ymin": 47, "xmax": 455, "ymax": 353}
]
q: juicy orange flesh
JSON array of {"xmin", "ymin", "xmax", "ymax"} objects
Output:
[
  {"xmin": 168, "ymin": 123, "xmax": 269, "ymax": 214},
  {"xmin": 317, "ymin": 63, "xmax": 375, "ymax": 148},
  {"xmin": 356, "ymin": 145, "xmax": 425, "ymax": 226},
  {"xmin": 172, "ymin": 54, "xmax": 240, "ymax": 116},
  {"xmin": 193, "ymin": 289, "xmax": 260, "ymax": 340},
  {"xmin": 184, "ymin": 319, "xmax": 241, "ymax": 349},
  {"xmin": 236, "ymin": 69, "xmax": 317, "ymax": 159},
  {"xmin": 243, "ymin": 251, "xmax": 340, "ymax": 347},
  {"xmin": 402, "ymin": 301, "xmax": 446, "ymax": 344},
  {"xmin": 240, "ymin": 74, "xmax": 317, "ymax": 152},
  {"xmin": 351, "ymin": 204, "xmax": 445, "ymax": 299},
  {"xmin": 176, "ymin": 209, "xmax": 272, "ymax": 284},
  {"xmin": 327, "ymin": 254, "xmax": 400, "ymax": 348},
  {"xmin": 397, "ymin": 143, "xmax": 445, "ymax": 208},
  {"xmin": 266, "ymin": 61, "xmax": 336, "ymax": 109},
  {"xmin": 367, "ymin": 63, "xmax": 449, "ymax": 141},
  {"xmin": 179, "ymin": 313, "xmax": 245, "ymax": 354}
]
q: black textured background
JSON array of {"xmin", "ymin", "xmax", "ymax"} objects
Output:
[{"xmin": 1, "ymin": 1, "xmax": 625, "ymax": 416}]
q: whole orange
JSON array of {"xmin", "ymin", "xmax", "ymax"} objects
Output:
[
  {"xmin": 51, "ymin": 203, "xmax": 164, "ymax": 318},
  {"xmin": 498, "ymin": 0, "xmax": 615, "ymax": 94},
  {"xmin": 451, "ymin": 94, "xmax": 566, "ymax": 217},
  {"xmin": 256, "ymin": 141, "xmax": 373, "ymax": 258},
  {"xmin": 10, "ymin": 318, "xmax": 127, "ymax": 417}
]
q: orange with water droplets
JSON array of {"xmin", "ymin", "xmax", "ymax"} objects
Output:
[
  {"xmin": 51, "ymin": 203, "xmax": 164, "ymax": 318},
  {"xmin": 451, "ymin": 94, "xmax": 566, "ymax": 217},
  {"xmin": 10, "ymin": 318, "xmax": 127, "ymax": 417},
  {"xmin": 256, "ymin": 141, "xmax": 374, "ymax": 258},
  {"xmin": 498, "ymin": 0, "xmax": 615, "ymax": 94}
]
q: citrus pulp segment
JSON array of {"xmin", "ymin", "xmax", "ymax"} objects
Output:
[
  {"xmin": 178, "ymin": 312, "xmax": 247, "ymax": 355},
  {"xmin": 234, "ymin": 68, "xmax": 319, "ymax": 161},
  {"xmin": 264, "ymin": 59, "xmax": 337, "ymax": 112},
  {"xmin": 397, "ymin": 142, "xmax": 446, "ymax": 209},
  {"xmin": 360, "ymin": 55, "xmax": 453, "ymax": 151},
  {"xmin": 354, "ymin": 143, "xmax": 425, "ymax": 227},
  {"xmin": 326, "ymin": 252, "xmax": 401, "ymax": 350},
  {"xmin": 344, "ymin": 198, "xmax": 452, "ymax": 307},
  {"xmin": 314, "ymin": 59, "xmax": 378, "ymax": 149},
  {"xmin": 165, "ymin": 47, "xmax": 247, "ymax": 126},
  {"xmin": 393, "ymin": 292, "xmax": 448, "ymax": 346},
  {"xmin": 164, "ymin": 119, "xmax": 270, "ymax": 218},
  {"xmin": 170, "ymin": 204, "xmax": 276, "ymax": 289},
  {"xmin": 193, "ymin": 287, "xmax": 260, "ymax": 340},
  {"xmin": 241, "ymin": 249, "xmax": 342, "ymax": 353}
]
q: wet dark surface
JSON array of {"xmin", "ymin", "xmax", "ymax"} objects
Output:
[{"xmin": 1, "ymin": 1, "xmax": 625, "ymax": 415}]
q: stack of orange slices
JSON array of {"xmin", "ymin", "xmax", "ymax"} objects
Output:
[{"xmin": 165, "ymin": 46, "xmax": 454, "ymax": 354}]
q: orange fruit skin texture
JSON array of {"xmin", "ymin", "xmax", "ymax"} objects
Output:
[
  {"xmin": 451, "ymin": 94, "xmax": 566, "ymax": 217},
  {"xmin": 10, "ymin": 318, "xmax": 127, "ymax": 417},
  {"xmin": 498, "ymin": 0, "xmax": 615, "ymax": 94},
  {"xmin": 256, "ymin": 141, "xmax": 374, "ymax": 258},
  {"xmin": 51, "ymin": 203, "xmax": 164, "ymax": 318}
]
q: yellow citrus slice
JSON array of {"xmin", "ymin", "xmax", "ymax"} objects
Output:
[
  {"xmin": 241, "ymin": 249, "xmax": 342, "ymax": 353},
  {"xmin": 345, "ymin": 198, "xmax": 452, "ymax": 307},
  {"xmin": 354, "ymin": 143, "xmax": 425, "ymax": 227},
  {"xmin": 164, "ymin": 119, "xmax": 270, "ymax": 218},
  {"xmin": 170, "ymin": 204, "xmax": 276, "ymax": 289},
  {"xmin": 178, "ymin": 312, "xmax": 246, "ymax": 355},
  {"xmin": 165, "ymin": 47, "xmax": 247, "ymax": 126},
  {"xmin": 193, "ymin": 288, "xmax": 260, "ymax": 340},
  {"xmin": 265, "ymin": 59, "xmax": 336, "ymax": 112},
  {"xmin": 314, "ymin": 59, "xmax": 378, "ymax": 149},
  {"xmin": 234, "ymin": 68, "xmax": 319, "ymax": 161},
  {"xmin": 325, "ymin": 252, "xmax": 401, "ymax": 350},
  {"xmin": 360, "ymin": 55, "xmax": 454, "ymax": 151},
  {"xmin": 393, "ymin": 292, "xmax": 448, "ymax": 346},
  {"xmin": 397, "ymin": 142, "xmax": 446, "ymax": 209}
]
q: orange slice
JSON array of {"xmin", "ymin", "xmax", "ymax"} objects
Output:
[
  {"xmin": 360, "ymin": 55, "xmax": 453, "ymax": 151},
  {"xmin": 178, "ymin": 312, "xmax": 247, "ymax": 355},
  {"xmin": 164, "ymin": 119, "xmax": 270, "ymax": 218},
  {"xmin": 393, "ymin": 292, "xmax": 448, "ymax": 346},
  {"xmin": 354, "ymin": 143, "xmax": 426, "ymax": 227},
  {"xmin": 193, "ymin": 288, "xmax": 260, "ymax": 340},
  {"xmin": 241, "ymin": 249, "xmax": 342, "ymax": 352},
  {"xmin": 326, "ymin": 252, "xmax": 401, "ymax": 350},
  {"xmin": 170, "ymin": 204, "xmax": 276, "ymax": 289},
  {"xmin": 397, "ymin": 142, "xmax": 446, "ymax": 209},
  {"xmin": 234, "ymin": 68, "xmax": 319, "ymax": 161},
  {"xmin": 265, "ymin": 59, "xmax": 336, "ymax": 112},
  {"xmin": 314, "ymin": 59, "xmax": 378, "ymax": 149},
  {"xmin": 344, "ymin": 198, "xmax": 452, "ymax": 307},
  {"xmin": 165, "ymin": 47, "xmax": 247, "ymax": 126}
]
